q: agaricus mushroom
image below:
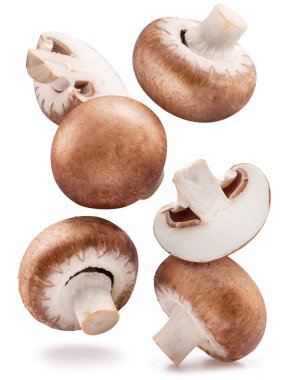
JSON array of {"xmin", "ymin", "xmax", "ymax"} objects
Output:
[
  {"xmin": 133, "ymin": 4, "xmax": 255, "ymax": 122},
  {"xmin": 154, "ymin": 255, "xmax": 266, "ymax": 365},
  {"xmin": 154, "ymin": 159, "xmax": 270, "ymax": 262},
  {"xmin": 18, "ymin": 216, "xmax": 138, "ymax": 335},
  {"xmin": 51, "ymin": 96, "xmax": 167, "ymax": 209},
  {"xmin": 26, "ymin": 31, "xmax": 127, "ymax": 124}
]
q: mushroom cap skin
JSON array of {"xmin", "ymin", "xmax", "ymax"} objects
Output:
[
  {"xmin": 154, "ymin": 161, "xmax": 270, "ymax": 262},
  {"xmin": 51, "ymin": 96, "xmax": 167, "ymax": 209},
  {"xmin": 154, "ymin": 256, "xmax": 266, "ymax": 363},
  {"xmin": 18, "ymin": 216, "xmax": 138, "ymax": 332},
  {"xmin": 133, "ymin": 7, "xmax": 255, "ymax": 122},
  {"xmin": 27, "ymin": 31, "xmax": 128, "ymax": 124}
]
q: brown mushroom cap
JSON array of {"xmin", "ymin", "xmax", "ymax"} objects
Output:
[
  {"xmin": 154, "ymin": 256, "xmax": 266, "ymax": 362},
  {"xmin": 51, "ymin": 96, "xmax": 167, "ymax": 208},
  {"xmin": 133, "ymin": 17, "xmax": 255, "ymax": 122},
  {"xmin": 19, "ymin": 216, "xmax": 138, "ymax": 331}
]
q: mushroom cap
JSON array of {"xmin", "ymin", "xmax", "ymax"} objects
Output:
[
  {"xmin": 19, "ymin": 216, "xmax": 138, "ymax": 331},
  {"xmin": 154, "ymin": 163, "xmax": 270, "ymax": 262},
  {"xmin": 27, "ymin": 31, "xmax": 128, "ymax": 124},
  {"xmin": 155, "ymin": 256, "xmax": 266, "ymax": 361},
  {"xmin": 51, "ymin": 96, "xmax": 167, "ymax": 209},
  {"xmin": 133, "ymin": 17, "xmax": 255, "ymax": 122}
]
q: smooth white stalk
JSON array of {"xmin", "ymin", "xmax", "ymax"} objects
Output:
[
  {"xmin": 153, "ymin": 305, "xmax": 205, "ymax": 366},
  {"xmin": 70, "ymin": 273, "xmax": 119, "ymax": 335},
  {"xmin": 172, "ymin": 159, "xmax": 230, "ymax": 223},
  {"xmin": 185, "ymin": 4, "xmax": 247, "ymax": 59}
]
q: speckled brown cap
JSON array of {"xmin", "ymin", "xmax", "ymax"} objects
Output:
[
  {"xmin": 133, "ymin": 14, "xmax": 255, "ymax": 122},
  {"xmin": 51, "ymin": 96, "xmax": 167, "ymax": 208},
  {"xmin": 19, "ymin": 216, "xmax": 138, "ymax": 331},
  {"xmin": 154, "ymin": 256, "xmax": 266, "ymax": 362}
]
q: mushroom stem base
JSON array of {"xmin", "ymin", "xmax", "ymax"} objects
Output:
[
  {"xmin": 153, "ymin": 305, "xmax": 204, "ymax": 366},
  {"xmin": 71, "ymin": 273, "xmax": 119, "ymax": 335},
  {"xmin": 184, "ymin": 4, "xmax": 247, "ymax": 60}
]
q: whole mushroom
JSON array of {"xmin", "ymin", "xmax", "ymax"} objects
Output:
[
  {"xmin": 19, "ymin": 217, "xmax": 138, "ymax": 335},
  {"xmin": 27, "ymin": 31, "xmax": 127, "ymax": 124},
  {"xmin": 154, "ymin": 159, "xmax": 270, "ymax": 262},
  {"xmin": 154, "ymin": 256, "xmax": 266, "ymax": 365},
  {"xmin": 51, "ymin": 96, "xmax": 167, "ymax": 209},
  {"xmin": 133, "ymin": 4, "xmax": 255, "ymax": 122}
]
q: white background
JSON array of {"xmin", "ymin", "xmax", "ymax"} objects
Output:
[{"xmin": 1, "ymin": 0, "xmax": 291, "ymax": 378}]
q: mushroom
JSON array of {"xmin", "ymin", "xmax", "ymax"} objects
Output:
[
  {"xmin": 18, "ymin": 216, "xmax": 138, "ymax": 335},
  {"xmin": 27, "ymin": 31, "xmax": 127, "ymax": 124},
  {"xmin": 154, "ymin": 159, "xmax": 270, "ymax": 262},
  {"xmin": 133, "ymin": 4, "xmax": 255, "ymax": 122},
  {"xmin": 51, "ymin": 96, "xmax": 167, "ymax": 209},
  {"xmin": 154, "ymin": 255, "xmax": 266, "ymax": 365}
]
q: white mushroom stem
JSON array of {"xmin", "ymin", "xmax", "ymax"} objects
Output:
[
  {"xmin": 153, "ymin": 305, "xmax": 205, "ymax": 366},
  {"xmin": 172, "ymin": 159, "xmax": 230, "ymax": 223},
  {"xmin": 185, "ymin": 4, "xmax": 247, "ymax": 59},
  {"xmin": 27, "ymin": 49, "xmax": 91, "ymax": 87},
  {"xmin": 70, "ymin": 273, "xmax": 119, "ymax": 335}
]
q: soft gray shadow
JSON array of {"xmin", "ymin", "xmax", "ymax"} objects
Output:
[
  {"xmin": 167, "ymin": 357, "xmax": 245, "ymax": 372},
  {"xmin": 40, "ymin": 344, "xmax": 123, "ymax": 366}
]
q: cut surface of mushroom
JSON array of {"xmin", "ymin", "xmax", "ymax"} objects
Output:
[
  {"xmin": 27, "ymin": 31, "xmax": 127, "ymax": 124},
  {"xmin": 51, "ymin": 96, "xmax": 167, "ymax": 209},
  {"xmin": 18, "ymin": 217, "xmax": 138, "ymax": 334},
  {"xmin": 154, "ymin": 256, "xmax": 266, "ymax": 365},
  {"xmin": 154, "ymin": 160, "xmax": 270, "ymax": 262},
  {"xmin": 133, "ymin": 4, "xmax": 255, "ymax": 122}
]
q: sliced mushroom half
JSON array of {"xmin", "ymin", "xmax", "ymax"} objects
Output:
[
  {"xmin": 154, "ymin": 159, "xmax": 270, "ymax": 262},
  {"xmin": 27, "ymin": 32, "xmax": 127, "ymax": 124}
]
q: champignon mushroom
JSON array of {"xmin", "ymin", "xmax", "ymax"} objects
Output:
[
  {"xmin": 133, "ymin": 4, "xmax": 255, "ymax": 122},
  {"xmin": 154, "ymin": 159, "xmax": 270, "ymax": 262},
  {"xmin": 51, "ymin": 96, "xmax": 167, "ymax": 209},
  {"xmin": 26, "ymin": 31, "xmax": 127, "ymax": 124},
  {"xmin": 18, "ymin": 216, "xmax": 138, "ymax": 335},
  {"xmin": 154, "ymin": 255, "xmax": 266, "ymax": 365}
]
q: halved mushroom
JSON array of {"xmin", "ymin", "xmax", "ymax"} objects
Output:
[
  {"xmin": 154, "ymin": 160, "xmax": 270, "ymax": 262},
  {"xmin": 51, "ymin": 96, "xmax": 167, "ymax": 209},
  {"xmin": 133, "ymin": 4, "xmax": 255, "ymax": 122},
  {"xmin": 27, "ymin": 31, "xmax": 127, "ymax": 124},
  {"xmin": 18, "ymin": 217, "xmax": 138, "ymax": 335},
  {"xmin": 154, "ymin": 256, "xmax": 266, "ymax": 365}
]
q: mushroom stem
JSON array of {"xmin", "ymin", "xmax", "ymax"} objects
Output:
[
  {"xmin": 153, "ymin": 305, "xmax": 205, "ymax": 366},
  {"xmin": 70, "ymin": 273, "xmax": 119, "ymax": 335},
  {"xmin": 27, "ymin": 49, "xmax": 91, "ymax": 85},
  {"xmin": 185, "ymin": 4, "xmax": 247, "ymax": 59},
  {"xmin": 171, "ymin": 159, "xmax": 230, "ymax": 223}
]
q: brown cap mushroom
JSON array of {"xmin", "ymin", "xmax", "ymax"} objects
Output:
[
  {"xmin": 154, "ymin": 256, "xmax": 266, "ymax": 365},
  {"xmin": 51, "ymin": 96, "xmax": 167, "ymax": 209},
  {"xmin": 154, "ymin": 159, "xmax": 270, "ymax": 262},
  {"xmin": 18, "ymin": 216, "xmax": 138, "ymax": 335},
  {"xmin": 133, "ymin": 4, "xmax": 255, "ymax": 122},
  {"xmin": 26, "ymin": 31, "xmax": 127, "ymax": 124}
]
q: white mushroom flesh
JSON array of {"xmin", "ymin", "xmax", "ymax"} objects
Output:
[
  {"xmin": 154, "ymin": 161, "xmax": 270, "ymax": 262},
  {"xmin": 27, "ymin": 31, "xmax": 128, "ymax": 122}
]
